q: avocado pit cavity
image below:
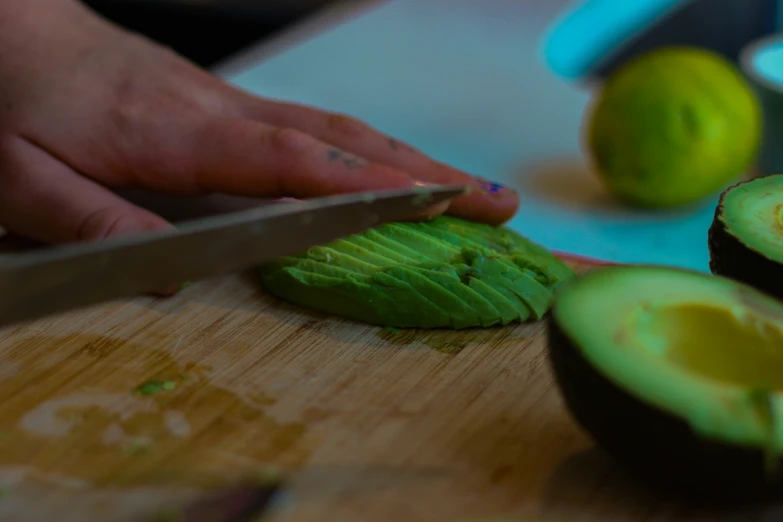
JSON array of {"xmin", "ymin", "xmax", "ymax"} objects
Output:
[
  {"xmin": 548, "ymin": 265, "xmax": 783, "ymax": 502},
  {"xmin": 628, "ymin": 303, "xmax": 783, "ymax": 390}
]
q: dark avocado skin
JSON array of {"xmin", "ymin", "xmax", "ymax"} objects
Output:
[
  {"xmin": 708, "ymin": 181, "xmax": 783, "ymax": 300},
  {"xmin": 547, "ymin": 314, "xmax": 783, "ymax": 504}
]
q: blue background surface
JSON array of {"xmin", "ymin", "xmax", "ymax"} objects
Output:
[{"xmin": 221, "ymin": 0, "xmax": 729, "ymax": 271}]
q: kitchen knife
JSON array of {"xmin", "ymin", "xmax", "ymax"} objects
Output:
[{"xmin": 0, "ymin": 184, "xmax": 467, "ymax": 328}]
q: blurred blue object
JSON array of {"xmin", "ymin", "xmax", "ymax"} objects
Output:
[
  {"xmin": 542, "ymin": 0, "xmax": 777, "ymax": 81},
  {"xmin": 542, "ymin": 0, "xmax": 690, "ymax": 80}
]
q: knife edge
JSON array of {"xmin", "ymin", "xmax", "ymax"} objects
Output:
[{"xmin": 0, "ymin": 185, "xmax": 467, "ymax": 327}]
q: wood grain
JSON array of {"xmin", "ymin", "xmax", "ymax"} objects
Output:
[{"xmin": 0, "ymin": 256, "xmax": 779, "ymax": 522}]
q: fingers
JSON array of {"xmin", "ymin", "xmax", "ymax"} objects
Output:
[
  {"xmin": 118, "ymin": 114, "xmax": 450, "ymax": 220},
  {"xmin": 232, "ymin": 97, "xmax": 520, "ymax": 225},
  {"xmin": 0, "ymin": 137, "xmax": 182, "ymax": 295},
  {"xmin": 0, "ymin": 136, "xmax": 172, "ymax": 245},
  {"xmin": 126, "ymin": 114, "xmax": 426, "ymax": 200}
]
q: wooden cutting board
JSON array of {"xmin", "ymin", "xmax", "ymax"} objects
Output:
[{"xmin": 0, "ymin": 254, "xmax": 776, "ymax": 522}]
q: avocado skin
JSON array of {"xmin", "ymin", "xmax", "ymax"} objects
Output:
[
  {"xmin": 708, "ymin": 183, "xmax": 783, "ymax": 301},
  {"xmin": 547, "ymin": 314, "xmax": 783, "ymax": 504}
]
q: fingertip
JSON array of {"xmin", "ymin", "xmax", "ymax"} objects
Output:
[
  {"xmin": 447, "ymin": 196, "xmax": 519, "ymax": 226},
  {"xmin": 440, "ymin": 177, "xmax": 520, "ymax": 226},
  {"xmin": 407, "ymin": 159, "xmax": 520, "ymax": 225}
]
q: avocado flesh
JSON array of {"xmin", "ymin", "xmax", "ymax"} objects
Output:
[
  {"xmin": 258, "ymin": 216, "xmax": 574, "ymax": 329},
  {"xmin": 548, "ymin": 265, "xmax": 783, "ymax": 502},
  {"xmin": 709, "ymin": 174, "xmax": 783, "ymax": 299}
]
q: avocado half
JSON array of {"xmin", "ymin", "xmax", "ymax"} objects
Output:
[
  {"xmin": 548, "ymin": 265, "xmax": 783, "ymax": 502},
  {"xmin": 258, "ymin": 216, "xmax": 575, "ymax": 329},
  {"xmin": 709, "ymin": 174, "xmax": 783, "ymax": 299}
]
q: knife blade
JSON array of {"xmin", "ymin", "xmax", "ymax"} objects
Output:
[{"xmin": 0, "ymin": 184, "xmax": 467, "ymax": 328}]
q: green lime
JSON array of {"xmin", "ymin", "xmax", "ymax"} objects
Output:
[{"xmin": 586, "ymin": 46, "xmax": 762, "ymax": 208}]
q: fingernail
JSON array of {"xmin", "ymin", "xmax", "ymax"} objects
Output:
[{"xmin": 476, "ymin": 177, "xmax": 515, "ymax": 197}]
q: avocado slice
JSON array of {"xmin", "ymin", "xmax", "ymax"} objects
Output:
[
  {"xmin": 709, "ymin": 175, "xmax": 783, "ymax": 300},
  {"xmin": 548, "ymin": 265, "xmax": 783, "ymax": 502},
  {"xmin": 257, "ymin": 216, "xmax": 574, "ymax": 329}
]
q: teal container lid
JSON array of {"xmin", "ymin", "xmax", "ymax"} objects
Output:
[{"xmin": 541, "ymin": 0, "xmax": 692, "ymax": 80}]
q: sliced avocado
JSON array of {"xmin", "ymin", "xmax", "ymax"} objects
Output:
[
  {"xmin": 548, "ymin": 265, "xmax": 783, "ymax": 502},
  {"xmin": 426, "ymin": 217, "xmax": 550, "ymax": 257},
  {"xmin": 465, "ymin": 277, "xmax": 522, "ymax": 326},
  {"xmin": 258, "ymin": 216, "xmax": 575, "ymax": 329},
  {"xmin": 495, "ymin": 272, "xmax": 552, "ymax": 320},
  {"xmin": 262, "ymin": 267, "xmax": 404, "ymax": 325},
  {"xmin": 708, "ymin": 174, "xmax": 783, "ymax": 299},
  {"xmin": 386, "ymin": 264, "xmax": 503, "ymax": 328},
  {"xmin": 464, "ymin": 256, "xmax": 544, "ymax": 319},
  {"xmin": 510, "ymin": 253, "xmax": 575, "ymax": 290},
  {"xmin": 379, "ymin": 266, "xmax": 484, "ymax": 328},
  {"xmin": 378, "ymin": 223, "xmax": 460, "ymax": 259},
  {"xmin": 371, "ymin": 271, "xmax": 452, "ymax": 326},
  {"xmin": 362, "ymin": 229, "xmax": 433, "ymax": 262}
]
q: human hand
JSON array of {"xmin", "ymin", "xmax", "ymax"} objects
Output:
[{"xmin": 0, "ymin": 0, "xmax": 519, "ymax": 247}]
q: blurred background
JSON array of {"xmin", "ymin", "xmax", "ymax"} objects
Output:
[
  {"xmin": 81, "ymin": 0, "xmax": 351, "ymax": 68},
  {"xmin": 82, "ymin": 0, "xmax": 777, "ymax": 72}
]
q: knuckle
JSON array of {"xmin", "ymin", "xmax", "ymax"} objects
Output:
[
  {"xmin": 267, "ymin": 127, "xmax": 313, "ymax": 154},
  {"xmin": 108, "ymin": 86, "xmax": 156, "ymax": 150},
  {"xmin": 326, "ymin": 113, "xmax": 367, "ymax": 137},
  {"xmin": 111, "ymin": 75, "xmax": 152, "ymax": 115},
  {"xmin": 109, "ymin": 76, "xmax": 199, "ymax": 134}
]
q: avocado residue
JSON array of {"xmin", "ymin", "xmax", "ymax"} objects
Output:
[
  {"xmin": 258, "ymin": 216, "xmax": 574, "ymax": 329},
  {"xmin": 134, "ymin": 379, "xmax": 177, "ymax": 396},
  {"xmin": 123, "ymin": 438, "xmax": 153, "ymax": 455},
  {"xmin": 256, "ymin": 465, "xmax": 283, "ymax": 486},
  {"xmin": 154, "ymin": 508, "xmax": 182, "ymax": 522}
]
